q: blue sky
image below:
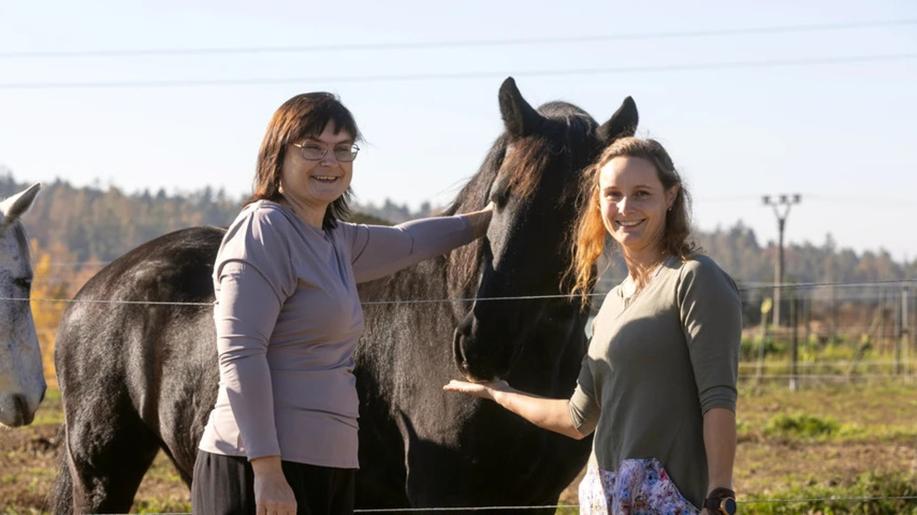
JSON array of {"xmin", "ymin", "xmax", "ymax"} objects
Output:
[{"xmin": 1, "ymin": 1, "xmax": 915, "ymax": 261}]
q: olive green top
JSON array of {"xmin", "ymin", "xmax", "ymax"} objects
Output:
[{"xmin": 569, "ymin": 254, "xmax": 741, "ymax": 508}]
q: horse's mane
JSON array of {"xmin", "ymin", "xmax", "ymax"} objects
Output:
[{"xmin": 443, "ymin": 101, "xmax": 597, "ymax": 294}]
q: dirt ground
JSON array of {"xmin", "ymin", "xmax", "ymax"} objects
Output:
[{"xmin": 2, "ymin": 381, "xmax": 916, "ymax": 514}]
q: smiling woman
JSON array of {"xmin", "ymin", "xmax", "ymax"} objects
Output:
[
  {"xmin": 245, "ymin": 93, "xmax": 364, "ymax": 232},
  {"xmin": 445, "ymin": 137, "xmax": 741, "ymax": 514},
  {"xmin": 189, "ymin": 92, "xmax": 493, "ymax": 515},
  {"xmin": 279, "ymin": 123, "xmax": 358, "ymax": 228}
]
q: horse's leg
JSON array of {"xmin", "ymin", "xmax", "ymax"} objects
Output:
[
  {"xmin": 60, "ymin": 395, "xmax": 161, "ymax": 513},
  {"xmin": 402, "ymin": 427, "xmax": 559, "ymax": 515},
  {"xmin": 400, "ymin": 418, "xmax": 474, "ymax": 510},
  {"xmin": 49, "ymin": 425, "xmax": 75, "ymax": 514}
]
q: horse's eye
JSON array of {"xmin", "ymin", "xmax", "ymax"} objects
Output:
[
  {"xmin": 490, "ymin": 187, "xmax": 510, "ymax": 208},
  {"xmin": 14, "ymin": 277, "xmax": 31, "ymax": 290}
]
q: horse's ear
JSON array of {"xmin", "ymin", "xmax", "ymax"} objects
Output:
[
  {"xmin": 499, "ymin": 77, "xmax": 544, "ymax": 138},
  {"xmin": 597, "ymin": 96, "xmax": 638, "ymax": 146},
  {"xmin": 0, "ymin": 183, "xmax": 41, "ymax": 225}
]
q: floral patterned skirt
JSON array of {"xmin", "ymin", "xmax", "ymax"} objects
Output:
[{"xmin": 578, "ymin": 458, "xmax": 698, "ymax": 515}]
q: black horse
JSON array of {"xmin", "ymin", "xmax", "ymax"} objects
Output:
[{"xmin": 52, "ymin": 78, "xmax": 638, "ymax": 512}]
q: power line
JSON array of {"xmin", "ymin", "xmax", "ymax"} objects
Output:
[
  {"xmin": 2, "ymin": 20, "xmax": 915, "ymax": 60},
  {"xmin": 1, "ymin": 53, "xmax": 915, "ymax": 90},
  {"xmin": 698, "ymin": 194, "xmax": 916, "ymax": 206},
  {"xmin": 806, "ymin": 194, "xmax": 915, "ymax": 206},
  {"xmin": 694, "ymin": 195, "xmax": 762, "ymax": 203}
]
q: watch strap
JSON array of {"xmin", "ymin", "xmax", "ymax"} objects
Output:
[{"xmin": 704, "ymin": 487, "xmax": 736, "ymax": 514}]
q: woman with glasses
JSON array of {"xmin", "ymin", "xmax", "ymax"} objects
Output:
[
  {"xmin": 445, "ymin": 138, "xmax": 740, "ymax": 514},
  {"xmin": 192, "ymin": 92, "xmax": 493, "ymax": 515}
]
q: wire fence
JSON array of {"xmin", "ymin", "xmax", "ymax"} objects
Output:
[
  {"xmin": 9, "ymin": 278, "xmax": 917, "ymax": 306},
  {"xmin": 124, "ymin": 494, "xmax": 917, "ymax": 514},
  {"xmin": 15, "ymin": 276, "xmax": 917, "ymax": 389},
  {"xmin": 353, "ymin": 495, "xmax": 917, "ymax": 511}
]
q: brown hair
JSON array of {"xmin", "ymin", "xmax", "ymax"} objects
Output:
[
  {"xmin": 246, "ymin": 92, "xmax": 362, "ymax": 230},
  {"xmin": 568, "ymin": 137, "xmax": 696, "ymax": 302}
]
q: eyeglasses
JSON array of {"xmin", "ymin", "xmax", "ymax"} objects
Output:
[{"xmin": 291, "ymin": 142, "xmax": 360, "ymax": 162}]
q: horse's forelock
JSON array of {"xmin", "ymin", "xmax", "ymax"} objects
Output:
[
  {"xmin": 445, "ymin": 101, "xmax": 596, "ymax": 292},
  {"xmin": 500, "ymin": 102, "xmax": 596, "ymax": 202},
  {"xmin": 537, "ymin": 102, "xmax": 598, "ymax": 134},
  {"xmin": 448, "ymin": 102, "xmax": 595, "ymax": 216}
]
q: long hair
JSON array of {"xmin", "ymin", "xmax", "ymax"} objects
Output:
[
  {"xmin": 568, "ymin": 137, "xmax": 696, "ymax": 303},
  {"xmin": 246, "ymin": 92, "xmax": 362, "ymax": 230}
]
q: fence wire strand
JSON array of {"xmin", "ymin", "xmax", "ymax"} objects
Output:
[
  {"xmin": 154, "ymin": 495, "xmax": 917, "ymax": 514},
  {"xmin": 345, "ymin": 495, "xmax": 917, "ymax": 511},
  {"xmin": 7, "ymin": 278, "xmax": 917, "ymax": 308}
]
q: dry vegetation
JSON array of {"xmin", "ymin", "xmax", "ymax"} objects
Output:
[
  {"xmin": 2, "ymin": 380, "xmax": 916, "ymax": 513},
  {"xmin": 556, "ymin": 379, "xmax": 917, "ymax": 514}
]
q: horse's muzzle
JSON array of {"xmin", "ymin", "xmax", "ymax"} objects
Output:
[
  {"xmin": 0, "ymin": 393, "xmax": 35, "ymax": 427},
  {"xmin": 452, "ymin": 313, "xmax": 502, "ymax": 382},
  {"xmin": 452, "ymin": 322, "xmax": 474, "ymax": 379}
]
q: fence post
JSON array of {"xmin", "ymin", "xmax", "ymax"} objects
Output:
[
  {"xmin": 901, "ymin": 287, "xmax": 910, "ymax": 376},
  {"xmin": 789, "ymin": 293, "xmax": 799, "ymax": 391},
  {"xmin": 896, "ymin": 288, "xmax": 903, "ymax": 375},
  {"xmin": 757, "ymin": 297, "xmax": 772, "ymax": 382}
]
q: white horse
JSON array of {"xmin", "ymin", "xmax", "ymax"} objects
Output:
[{"xmin": 0, "ymin": 183, "xmax": 44, "ymax": 427}]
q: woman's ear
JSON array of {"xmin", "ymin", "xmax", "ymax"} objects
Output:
[{"xmin": 666, "ymin": 185, "xmax": 680, "ymax": 211}]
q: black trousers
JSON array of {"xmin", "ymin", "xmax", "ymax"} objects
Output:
[{"xmin": 191, "ymin": 450, "xmax": 356, "ymax": 515}]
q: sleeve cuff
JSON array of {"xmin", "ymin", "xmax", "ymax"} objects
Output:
[
  {"xmin": 569, "ymin": 386, "xmax": 599, "ymax": 435},
  {"xmin": 699, "ymin": 385, "xmax": 737, "ymax": 414}
]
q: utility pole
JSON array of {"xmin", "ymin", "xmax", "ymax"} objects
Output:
[{"xmin": 762, "ymin": 194, "xmax": 802, "ymax": 328}]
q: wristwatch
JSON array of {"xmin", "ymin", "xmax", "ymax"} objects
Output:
[{"xmin": 703, "ymin": 487, "xmax": 737, "ymax": 514}]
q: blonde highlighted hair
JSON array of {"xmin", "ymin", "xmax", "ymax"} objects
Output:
[{"xmin": 567, "ymin": 137, "xmax": 696, "ymax": 303}]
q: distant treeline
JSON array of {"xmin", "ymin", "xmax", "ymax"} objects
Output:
[{"xmin": 1, "ymin": 173, "xmax": 913, "ymax": 285}]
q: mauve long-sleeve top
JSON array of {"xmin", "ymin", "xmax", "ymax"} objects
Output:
[{"xmin": 197, "ymin": 200, "xmax": 476, "ymax": 468}]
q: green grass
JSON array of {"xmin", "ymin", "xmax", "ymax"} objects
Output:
[
  {"xmin": 736, "ymin": 382, "xmax": 917, "ymax": 444},
  {"xmin": 738, "ymin": 338, "xmax": 911, "ymax": 374},
  {"xmin": 7, "ymin": 380, "xmax": 917, "ymax": 513},
  {"xmin": 31, "ymin": 387, "xmax": 63, "ymax": 426},
  {"xmin": 742, "ymin": 472, "xmax": 917, "ymax": 514},
  {"xmin": 763, "ymin": 412, "xmax": 841, "ymax": 439},
  {"xmin": 133, "ymin": 498, "xmax": 192, "ymax": 514}
]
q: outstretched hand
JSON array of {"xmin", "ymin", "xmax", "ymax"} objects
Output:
[
  {"xmin": 463, "ymin": 201, "xmax": 496, "ymax": 238},
  {"xmin": 443, "ymin": 379, "xmax": 510, "ymax": 401}
]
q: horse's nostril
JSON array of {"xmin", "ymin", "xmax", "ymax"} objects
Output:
[
  {"xmin": 452, "ymin": 330, "xmax": 467, "ymax": 371},
  {"xmin": 457, "ymin": 315, "xmax": 473, "ymax": 337},
  {"xmin": 6, "ymin": 394, "xmax": 32, "ymax": 426}
]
